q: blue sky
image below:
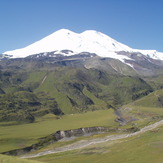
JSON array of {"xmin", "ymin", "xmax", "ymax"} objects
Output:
[{"xmin": 0, "ymin": 0, "xmax": 163, "ymax": 53}]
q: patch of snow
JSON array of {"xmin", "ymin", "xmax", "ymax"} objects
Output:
[{"xmin": 125, "ymin": 62, "xmax": 135, "ymax": 69}]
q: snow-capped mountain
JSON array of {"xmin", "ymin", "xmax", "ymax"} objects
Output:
[{"xmin": 3, "ymin": 29, "xmax": 163, "ymax": 62}]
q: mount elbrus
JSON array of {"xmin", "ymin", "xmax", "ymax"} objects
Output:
[{"xmin": 2, "ymin": 29, "xmax": 163, "ymax": 76}]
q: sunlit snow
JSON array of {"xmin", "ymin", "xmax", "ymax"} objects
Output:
[{"xmin": 3, "ymin": 29, "xmax": 163, "ymax": 61}]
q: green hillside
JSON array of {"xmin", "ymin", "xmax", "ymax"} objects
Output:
[
  {"xmin": 131, "ymin": 89, "xmax": 163, "ymax": 108},
  {"xmin": 119, "ymin": 89, "xmax": 163, "ymax": 128},
  {"xmin": 0, "ymin": 66, "xmax": 153, "ymax": 123}
]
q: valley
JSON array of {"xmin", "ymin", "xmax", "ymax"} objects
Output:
[
  {"xmin": 0, "ymin": 29, "xmax": 163, "ymax": 163},
  {"xmin": 0, "ymin": 88, "xmax": 163, "ymax": 162}
]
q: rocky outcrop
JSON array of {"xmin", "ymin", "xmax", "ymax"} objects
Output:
[{"xmin": 52, "ymin": 127, "xmax": 111, "ymax": 139}]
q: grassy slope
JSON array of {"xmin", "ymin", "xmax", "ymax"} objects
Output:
[
  {"xmin": 19, "ymin": 68, "xmax": 152, "ymax": 114},
  {"xmin": 83, "ymin": 87, "xmax": 107, "ymax": 110},
  {"xmin": 120, "ymin": 89, "xmax": 163, "ymax": 128},
  {"xmin": 144, "ymin": 75, "xmax": 163, "ymax": 90},
  {"xmin": 33, "ymin": 125, "xmax": 163, "ymax": 163},
  {"xmin": 21, "ymin": 69, "xmax": 101, "ymax": 114},
  {"xmin": 0, "ymin": 109, "xmax": 117, "ymax": 153},
  {"xmin": 34, "ymin": 71, "xmax": 73, "ymax": 114},
  {"xmin": 0, "ymin": 154, "xmax": 41, "ymax": 163}
]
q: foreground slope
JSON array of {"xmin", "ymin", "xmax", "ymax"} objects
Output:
[
  {"xmin": 0, "ymin": 110, "xmax": 117, "ymax": 153},
  {"xmin": 32, "ymin": 125, "xmax": 163, "ymax": 163},
  {"xmin": 0, "ymin": 154, "xmax": 41, "ymax": 163}
]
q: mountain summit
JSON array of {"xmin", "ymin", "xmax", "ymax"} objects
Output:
[{"xmin": 3, "ymin": 29, "xmax": 163, "ymax": 61}]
